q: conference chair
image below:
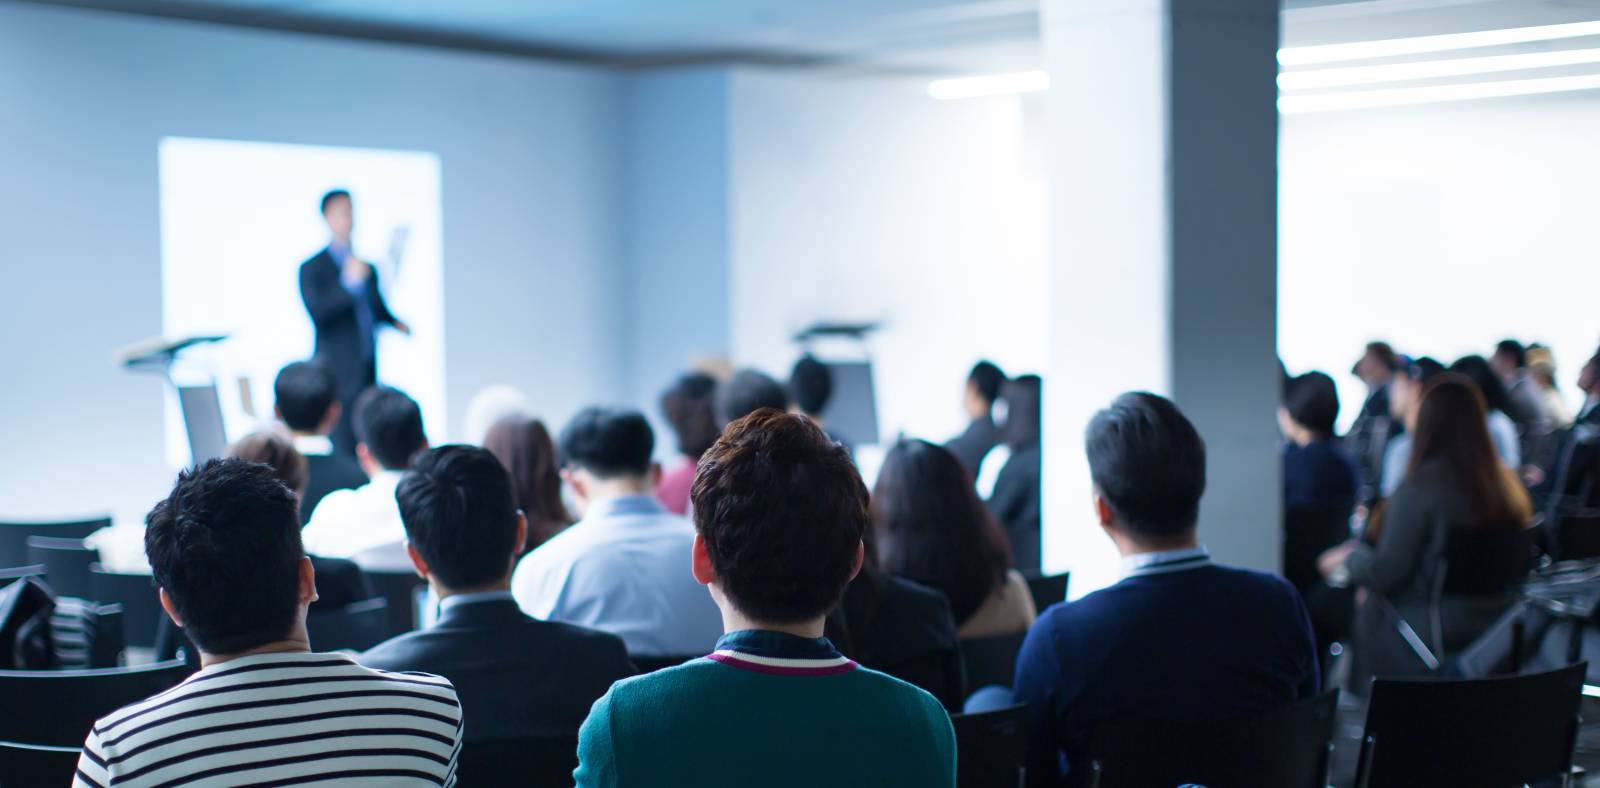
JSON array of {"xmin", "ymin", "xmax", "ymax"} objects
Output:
[
  {"xmin": 0, "ymin": 659, "xmax": 189, "ymax": 746},
  {"xmin": 960, "ymin": 631, "xmax": 1028, "ymax": 694},
  {"xmin": 306, "ymin": 597, "xmax": 389, "ymax": 652},
  {"xmin": 1354, "ymin": 664, "xmax": 1584, "ymax": 788},
  {"xmin": 1023, "ymin": 572, "xmax": 1069, "ymax": 613},
  {"xmin": 951, "ymin": 703, "xmax": 1029, "ymax": 788},
  {"xmin": 1085, "ymin": 690, "xmax": 1340, "ymax": 788},
  {"xmin": 26, "ymin": 536, "xmax": 98, "ymax": 599},
  {"xmin": 0, "ymin": 740, "xmax": 82, "ymax": 786},
  {"xmin": 88, "ymin": 566, "xmax": 162, "ymax": 650},
  {"xmin": 0, "ymin": 516, "xmax": 107, "ymax": 568},
  {"xmin": 364, "ymin": 568, "xmax": 425, "ymax": 638},
  {"xmin": 0, "ymin": 564, "xmax": 44, "ymax": 583},
  {"xmin": 458, "ymin": 736, "xmax": 578, "ymax": 786}
]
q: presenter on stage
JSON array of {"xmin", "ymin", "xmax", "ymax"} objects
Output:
[{"xmin": 300, "ymin": 189, "xmax": 410, "ymax": 456}]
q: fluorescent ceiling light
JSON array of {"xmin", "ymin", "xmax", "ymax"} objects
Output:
[
  {"xmin": 1279, "ymin": 20, "xmax": 1600, "ymax": 66},
  {"xmin": 1279, "ymin": 48, "xmax": 1600, "ymax": 90},
  {"xmin": 928, "ymin": 71, "xmax": 1050, "ymax": 100},
  {"xmin": 1279, "ymin": 72, "xmax": 1600, "ymax": 113}
]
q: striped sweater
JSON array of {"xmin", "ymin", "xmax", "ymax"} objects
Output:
[{"xmin": 73, "ymin": 651, "xmax": 463, "ymax": 787}]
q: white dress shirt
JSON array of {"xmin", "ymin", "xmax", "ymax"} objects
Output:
[
  {"xmin": 511, "ymin": 495, "xmax": 723, "ymax": 657},
  {"xmin": 1120, "ymin": 545, "xmax": 1212, "ymax": 579},
  {"xmin": 301, "ymin": 470, "xmax": 406, "ymax": 567}
]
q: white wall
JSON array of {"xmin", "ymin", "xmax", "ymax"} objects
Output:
[
  {"xmin": 727, "ymin": 68, "xmax": 1051, "ymax": 449},
  {"xmin": 0, "ymin": 3, "xmax": 626, "ymax": 531}
]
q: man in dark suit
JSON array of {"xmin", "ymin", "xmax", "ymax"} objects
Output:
[
  {"xmin": 362, "ymin": 445, "xmax": 634, "ymax": 742},
  {"xmin": 300, "ymin": 189, "xmax": 409, "ymax": 456},
  {"xmin": 946, "ymin": 360, "xmax": 1006, "ymax": 478},
  {"xmin": 273, "ymin": 360, "xmax": 368, "ymax": 525}
]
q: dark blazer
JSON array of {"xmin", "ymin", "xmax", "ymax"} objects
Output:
[
  {"xmin": 298, "ymin": 249, "xmax": 398, "ymax": 399},
  {"xmin": 361, "ymin": 597, "xmax": 633, "ymax": 742},
  {"xmin": 989, "ymin": 443, "xmax": 1042, "ymax": 572},
  {"xmin": 301, "ymin": 451, "xmax": 369, "ymax": 526},
  {"xmin": 946, "ymin": 415, "xmax": 1000, "ymax": 478}
]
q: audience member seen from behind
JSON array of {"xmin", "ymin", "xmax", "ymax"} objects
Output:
[
  {"xmin": 1320, "ymin": 374, "xmax": 1534, "ymax": 687},
  {"xmin": 1009, "ymin": 393, "xmax": 1319, "ymax": 787},
  {"xmin": 715, "ymin": 368, "xmax": 790, "ymax": 426},
  {"xmin": 1526, "ymin": 345, "xmax": 1572, "ymax": 427},
  {"xmin": 989, "ymin": 374, "xmax": 1044, "ymax": 572},
  {"xmin": 946, "ymin": 360, "xmax": 1008, "ymax": 478},
  {"xmin": 656, "ymin": 372, "xmax": 720, "ymax": 515},
  {"xmin": 789, "ymin": 354, "xmax": 852, "ymax": 452},
  {"xmin": 74, "ymin": 460, "xmax": 461, "ymax": 787},
  {"xmin": 273, "ymin": 360, "xmax": 368, "ymax": 524},
  {"xmin": 1378, "ymin": 357, "xmax": 1447, "ymax": 498},
  {"xmin": 227, "ymin": 431, "xmax": 374, "ymax": 613},
  {"xmin": 363, "ymin": 445, "xmax": 633, "ymax": 744},
  {"xmin": 512, "ymin": 407, "xmax": 722, "ymax": 657},
  {"xmin": 1490, "ymin": 339, "xmax": 1553, "ymax": 432},
  {"xmin": 573, "ymin": 409, "xmax": 956, "ymax": 788},
  {"xmin": 302, "ymin": 385, "xmax": 429, "ymax": 570},
  {"xmin": 1447, "ymin": 355, "xmax": 1523, "ymax": 469},
  {"xmin": 1278, "ymin": 373, "xmax": 1358, "ymax": 588},
  {"xmin": 1347, "ymin": 341, "xmax": 1403, "ymax": 505},
  {"xmin": 874, "ymin": 439, "xmax": 1036, "ymax": 636},
  {"xmin": 483, "ymin": 416, "xmax": 573, "ymax": 552}
]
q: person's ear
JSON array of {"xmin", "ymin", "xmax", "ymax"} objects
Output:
[
  {"xmin": 847, "ymin": 540, "xmax": 865, "ymax": 583},
  {"xmin": 691, "ymin": 532, "xmax": 716, "ymax": 587},
  {"xmin": 157, "ymin": 587, "xmax": 184, "ymax": 628},
  {"xmin": 1093, "ymin": 493, "xmax": 1116, "ymax": 528},
  {"xmin": 298, "ymin": 556, "xmax": 318, "ymax": 606},
  {"xmin": 273, "ymin": 404, "xmax": 285, "ymax": 422},
  {"xmin": 563, "ymin": 468, "xmax": 588, "ymax": 502},
  {"xmin": 647, "ymin": 462, "xmax": 663, "ymax": 487},
  {"xmin": 405, "ymin": 540, "xmax": 430, "ymax": 582},
  {"xmin": 512, "ymin": 511, "xmax": 529, "ymax": 558},
  {"xmin": 320, "ymin": 402, "xmax": 342, "ymax": 433}
]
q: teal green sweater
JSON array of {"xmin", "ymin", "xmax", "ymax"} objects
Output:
[{"xmin": 575, "ymin": 630, "xmax": 956, "ymax": 787}]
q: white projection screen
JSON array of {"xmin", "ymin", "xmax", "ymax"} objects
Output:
[{"xmin": 158, "ymin": 137, "xmax": 445, "ymax": 465}]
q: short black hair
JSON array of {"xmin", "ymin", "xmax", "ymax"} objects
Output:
[
  {"xmin": 354, "ymin": 386, "xmax": 427, "ymax": 470},
  {"xmin": 716, "ymin": 369, "xmax": 790, "ymax": 425},
  {"xmin": 274, "ymin": 361, "xmax": 339, "ymax": 432},
  {"xmin": 692, "ymin": 409, "xmax": 867, "ymax": 624},
  {"xmin": 968, "ymin": 361, "xmax": 1006, "ymax": 405},
  {"xmin": 320, "ymin": 189, "xmax": 350, "ymax": 215},
  {"xmin": 559, "ymin": 407, "xmax": 654, "ymax": 479},
  {"xmin": 1366, "ymin": 342, "xmax": 1399, "ymax": 371},
  {"xmin": 1449, "ymin": 355, "xmax": 1512, "ymax": 416},
  {"xmin": 144, "ymin": 459, "xmax": 304, "ymax": 655},
  {"xmin": 1494, "ymin": 339, "xmax": 1527, "ymax": 368},
  {"xmin": 1282, "ymin": 371, "xmax": 1340, "ymax": 436},
  {"xmin": 1086, "ymin": 392, "xmax": 1207, "ymax": 538},
  {"xmin": 660, "ymin": 372, "xmax": 720, "ymax": 458},
  {"xmin": 788, "ymin": 356, "xmax": 833, "ymax": 417},
  {"xmin": 1407, "ymin": 356, "xmax": 1446, "ymax": 384},
  {"xmin": 397, "ymin": 445, "xmax": 520, "ymax": 590}
]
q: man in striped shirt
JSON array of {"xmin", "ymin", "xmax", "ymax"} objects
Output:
[{"xmin": 74, "ymin": 459, "xmax": 462, "ymax": 787}]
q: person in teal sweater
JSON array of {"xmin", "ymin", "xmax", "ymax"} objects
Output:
[{"xmin": 575, "ymin": 408, "xmax": 957, "ymax": 788}]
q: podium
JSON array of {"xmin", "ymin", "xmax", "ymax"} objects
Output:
[{"xmin": 118, "ymin": 335, "xmax": 230, "ymax": 464}]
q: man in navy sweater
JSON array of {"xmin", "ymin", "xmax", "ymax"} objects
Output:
[{"xmin": 1010, "ymin": 392, "xmax": 1319, "ymax": 787}]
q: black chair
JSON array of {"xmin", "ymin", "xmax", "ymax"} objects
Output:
[
  {"xmin": 364, "ymin": 568, "xmax": 424, "ymax": 639},
  {"xmin": 306, "ymin": 597, "xmax": 390, "ymax": 652},
  {"xmin": 952, "ymin": 703, "xmax": 1029, "ymax": 788},
  {"xmin": 0, "ymin": 740, "xmax": 82, "ymax": 786},
  {"xmin": 631, "ymin": 654, "xmax": 700, "ymax": 674},
  {"xmin": 1354, "ymin": 664, "xmax": 1584, "ymax": 788},
  {"xmin": 0, "ymin": 517, "xmax": 107, "ymax": 569},
  {"xmin": 1023, "ymin": 572, "xmax": 1069, "ymax": 613},
  {"xmin": 88, "ymin": 566, "xmax": 162, "ymax": 649},
  {"xmin": 458, "ymin": 736, "xmax": 577, "ymax": 787},
  {"xmin": 961, "ymin": 632, "xmax": 1027, "ymax": 693},
  {"xmin": 26, "ymin": 536, "xmax": 98, "ymax": 599},
  {"xmin": 0, "ymin": 564, "xmax": 44, "ymax": 582},
  {"xmin": 0, "ymin": 659, "xmax": 190, "ymax": 746},
  {"xmin": 1378, "ymin": 524, "xmax": 1537, "ymax": 672},
  {"xmin": 881, "ymin": 646, "xmax": 966, "ymax": 713},
  {"xmin": 1085, "ymin": 690, "xmax": 1339, "ymax": 788}
]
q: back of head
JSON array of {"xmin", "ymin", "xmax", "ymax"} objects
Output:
[
  {"xmin": 716, "ymin": 369, "xmax": 790, "ymax": 426},
  {"xmin": 1086, "ymin": 392, "xmax": 1207, "ymax": 539},
  {"xmin": 1449, "ymin": 355, "xmax": 1511, "ymax": 415},
  {"xmin": 1282, "ymin": 371, "xmax": 1340, "ymax": 437},
  {"xmin": 1408, "ymin": 373, "xmax": 1521, "ymax": 525},
  {"xmin": 659, "ymin": 372, "xmax": 720, "ymax": 459},
  {"xmin": 872, "ymin": 439, "xmax": 1008, "ymax": 622},
  {"xmin": 397, "ymin": 445, "xmax": 520, "ymax": 590},
  {"xmin": 1494, "ymin": 339, "xmax": 1527, "ymax": 369},
  {"xmin": 228, "ymin": 430, "xmax": 309, "ymax": 500},
  {"xmin": 788, "ymin": 355, "xmax": 834, "ymax": 417},
  {"xmin": 144, "ymin": 459, "xmax": 304, "ymax": 655},
  {"xmin": 692, "ymin": 408, "xmax": 867, "ymax": 624},
  {"xmin": 482, "ymin": 416, "xmax": 569, "ymax": 526},
  {"xmin": 968, "ymin": 361, "xmax": 1007, "ymax": 406},
  {"xmin": 274, "ymin": 361, "xmax": 338, "ymax": 433},
  {"xmin": 1408, "ymin": 356, "xmax": 1446, "ymax": 384},
  {"xmin": 559, "ymin": 407, "xmax": 655, "ymax": 479},
  {"xmin": 354, "ymin": 386, "xmax": 427, "ymax": 470},
  {"xmin": 999, "ymin": 375, "xmax": 1043, "ymax": 448}
]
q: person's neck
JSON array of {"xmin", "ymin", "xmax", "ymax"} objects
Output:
[
  {"xmin": 719, "ymin": 608, "xmax": 826, "ymax": 640},
  {"xmin": 431, "ymin": 577, "xmax": 511, "ymax": 602},
  {"xmin": 584, "ymin": 477, "xmax": 654, "ymax": 504},
  {"xmin": 198, "ymin": 635, "xmax": 311, "ymax": 669},
  {"xmin": 1111, "ymin": 530, "xmax": 1198, "ymax": 558}
]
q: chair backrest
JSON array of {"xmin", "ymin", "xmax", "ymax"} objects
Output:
[
  {"xmin": 961, "ymin": 631, "xmax": 1027, "ymax": 694},
  {"xmin": 306, "ymin": 597, "xmax": 390, "ymax": 652},
  {"xmin": 952, "ymin": 703, "xmax": 1029, "ymax": 788},
  {"xmin": 1023, "ymin": 572, "xmax": 1070, "ymax": 613},
  {"xmin": 363, "ymin": 568, "xmax": 424, "ymax": 639},
  {"xmin": 1440, "ymin": 524, "xmax": 1535, "ymax": 597},
  {"xmin": 0, "ymin": 564, "xmax": 44, "ymax": 582},
  {"xmin": 631, "ymin": 654, "xmax": 700, "ymax": 675},
  {"xmin": 0, "ymin": 517, "xmax": 107, "ymax": 569},
  {"xmin": 0, "ymin": 660, "xmax": 190, "ymax": 746},
  {"xmin": 87, "ymin": 566, "xmax": 162, "ymax": 649},
  {"xmin": 0, "ymin": 740, "xmax": 82, "ymax": 786},
  {"xmin": 26, "ymin": 537, "xmax": 98, "ymax": 599},
  {"xmin": 1356, "ymin": 664, "xmax": 1584, "ymax": 788},
  {"xmin": 1086, "ymin": 690, "xmax": 1340, "ymax": 788},
  {"xmin": 458, "ymin": 737, "xmax": 577, "ymax": 786},
  {"xmin": 879, "ymin": 644, "xmax": 965, "ymax": 712}
]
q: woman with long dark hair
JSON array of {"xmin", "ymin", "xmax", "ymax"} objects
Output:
[
  {"xmin": 875, "ymin": 440, "xmax": 1037, "ymax": 637},
  {"xmin": 483, "ymin": 416, "xmax": 572, "ymax": 553}
]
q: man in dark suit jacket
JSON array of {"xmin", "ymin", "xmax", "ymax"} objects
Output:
[
  {"xmin": 362, "ymin": 445, "xmax": 633, "ymax": 742},
  {"xmin": 273, "ymin": 361, "xmax": 369, "ymax": 525},
  {"xmin": 300, "ymin": 189, "xmax": 408, "ymax": 456}
]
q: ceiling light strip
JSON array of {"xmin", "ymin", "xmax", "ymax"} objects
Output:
[
  {"xmin": 1278, "ymin": 20, "xmax": 1600, "ymax": 66},
  {"xmin": 927, "ymin": 71, "xmax": 1050, "ymax": 100},
  {"xmin": 1278, "ymin": 72, "xmax": 1600, "ymax": 113},
  {"xmin": 1279, "ymin": 48, "xmax": 1600, "ymax": 90}
]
